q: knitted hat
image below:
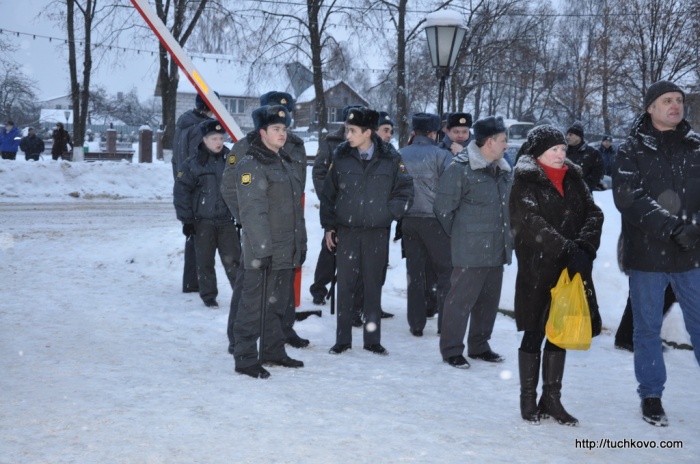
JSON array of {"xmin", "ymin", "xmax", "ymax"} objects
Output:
[
  {"xmin": 601, "ymin": 135, "xmax": 612, "ymax": 142},
  {"xmin": 411, "ymin": 113, "xmax": 441, "ymax": 133},
  {"xmin": 446, "ymin": 112, "xmax": 472, "ymax": 129},
  {"xmin": 260, "ymin": 91, "xmax": 295, "ymax": 113},
  {"xmin": 195, "ymin": 91, "xmax": 220, "ymax": 111},
  {"xmin": 566, "ymin": 122, "xmax": 584, "ymax": 139},
  {"xmin": 252, "ymin": 105, "xmax": 291, "ymax": 131},
  {"xmin": 644, "ymin": 80, "xmax": 685, "ymax": 110},
  {"xmin": 378, "ymin": 111, "xmax": 395, "ymax": 127},
  {"xmin": 199, "ymin": 119, "xmax": 226, "ymax": 137},
  {"xmin": 345, "ymin": 107, "xmax": 379, "ymax": 130},
  {"xmin": 526, "ymin": 125, "xmax": 567, "ymax": 159},
  {"xmin": 472, "ymin": 116, "xmax": 506, "ymax": 140}
]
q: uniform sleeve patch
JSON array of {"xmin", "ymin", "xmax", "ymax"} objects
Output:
[
  {"xmin": 241, "ymin": 173, "xmax": 252, "ymax": 185},
  {"xmin": 399, "ymin": 162, "xmax": 407, "ymax": 173},
  {"xmin": 176, "ymin": 171, "xmax": 183, "ymax": 178},
  {"xmin": 228, "ymin": 154, "xmax": 236, "ymax": 165}
]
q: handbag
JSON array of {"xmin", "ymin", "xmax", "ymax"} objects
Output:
[{"xmin": 545, "ymin": 268, "xmax": 592, "ymax": 350}]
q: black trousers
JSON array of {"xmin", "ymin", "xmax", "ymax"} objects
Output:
[
  {"xmin": 233, "ymin": 268, "xmax": 293, "ymax": 368},
  {"xmin": 1, "ymin": 151, "xmax": 16, "ymax": 160},
  {"xmin": 615, "ymin": 284, "xmax": 675, "ymax": 347},
  {"xmin": 193, "ymin": 222, "xmax": 240, "ymax": 301},
  {"xmin": 402, "ymin": 217, "xmax": 452, "ymax": 332},
  {"xmin": 183, "ymin": 236, "xmax": 199, "ymax": 292},
  {"xmin": 310, "ymin": 238, "xmax": 335, "ymax": 300},
  {"xmin": 335, "ymin": 226, "xmax": 388, "ymax": 346}
]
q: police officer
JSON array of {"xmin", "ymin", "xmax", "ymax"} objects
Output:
[
  {"xmin": 232, "ymin": 105, "xmax": 307, "ymax": 379},
  {"xmin": 221, "ymin": 91, "xmax": 309, "ymax": 354},
  {"xmin": 320, "ymin": 107, "xmax": 414, "ymax": 356},
  {"xmin": 377, "ymin": 111, "xmax": 395, "ymax": 143},
  {"xmin": 172, "ymin": 93, "xmax": 217, "ymax": 293},
  {"xmin": 173, "ymin": 120, "xmax": 240, "ymax": 309},
  {"xmin": 399, "ymin": 113, "xmax": 453, "ymax": 337},
  {"xmin": 439, "ymin": 112, "xmax": 473, "ymax": 155}
]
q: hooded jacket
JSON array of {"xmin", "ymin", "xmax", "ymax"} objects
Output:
[
  {"xmin": 510, "ymin": 155, "xmax": 603, "ymax": 334},
  {"xmin": 613, "ymin": 113, "xmax": 700, "ymax": 272},
  {"xmin": 433, "ymin": 140, "xmax": 513, "ymax": 268},
  {"xmin": 320, "ymin": 134, "xmax": 414, "ymax": 230}
]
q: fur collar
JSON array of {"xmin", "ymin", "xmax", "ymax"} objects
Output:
[
  {"xmin": 453, "ymin": 140, "xmax": 512, "ymax": 172},
  {"xmin": 245, "ymin": 134, "xmax": 292, "ymax": 165},
  {"xmin": 514, "ymin": 154, "xmax": 583, "ymax": 185}
]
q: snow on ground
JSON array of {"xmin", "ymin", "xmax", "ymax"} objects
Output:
[{"xmin": 1, "ymin": 155, "xmax": 699, "ymax": 463}]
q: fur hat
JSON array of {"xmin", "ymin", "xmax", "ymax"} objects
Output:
[
  {"xmin": 378, "ymin": 111, "xmax": 395, "ymax": 127},
  {"xmin": 566, "ymin": 122, "xmax": 584, "ymax": 139},
  {"xmin": 342, "ymin": 105, "xmax": 362, "ymax": 122},
  {"xmin": 526, "ymin": 125, "xmax": 567, "ymax": 159},
  {"xmin": 446, "ymin": 112, "xmax": 472, "ymax": 129},
  {"xmin": 472, "ymin": 116, "xmax": 506, "ymax": 140},
  {"xmin": 345, "ymin": 107, "xmax": 379, "ymax": 130},
  {"xmin": 199, "ymin": 119, "xmax": 227, "ymax": 137},
  {"xmin": 260, "ymin": 91, "xmax": 295, "ymax": 113},
  {"xmin": 195, "ymin": 91, "xmax": 220, "ymax": 111},
  {"xmin": 252, "ymin": 105, "xmax": 291, "ymax": 132},
  {"xmin": 411, "ymin": 113, "xmax": 441, "ymax": 133},
  {"xmin": 644, "ymin": 80, "xmax": 685, "ymax": 110}
]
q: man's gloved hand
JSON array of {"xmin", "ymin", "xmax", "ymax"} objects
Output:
[
  {"xmin": 182, "ymin": 223, "xmax": 196, "ymax": 238},
  {"xmin": 671, "ymin": 223, "xmax": 700, "ymax": 251},
  {"xmin": 567, "ymin": 247, "xmax": 592, "ymax": 280},
  {"xmin": 258, "ymin": 256, "xmax": 272, "ymax": 270}
]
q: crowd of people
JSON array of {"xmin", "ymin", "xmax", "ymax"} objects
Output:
[
  {"xmin": 0, "ymin": 120, "xmax": 73, "ymax": 161},
  {"xmin": 171, "ymin": 81, "xmax": 699, "ymax": 430}
]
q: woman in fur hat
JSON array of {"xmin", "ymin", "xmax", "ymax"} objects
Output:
[{"xmin": 509, "ymin": 125, "xmax": 604, "ymax": 426}]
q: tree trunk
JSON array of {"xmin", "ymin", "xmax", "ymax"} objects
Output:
[
  {"xmin": 395, "ymin": 0, "xmax": 410, "ymax": 146},
  {"xmin": 308, "ymin": 1, "xmax": 326, "ymax": 138}
]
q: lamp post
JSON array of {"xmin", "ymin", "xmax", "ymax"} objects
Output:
[{"xmin": 424, "ymin": 10, "xmax": 467, "ymax": 140}]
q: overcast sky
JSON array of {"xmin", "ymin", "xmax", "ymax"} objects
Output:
[{"xmin": 2, "ymin": 0, "xmax": 160, "ymax": 101}]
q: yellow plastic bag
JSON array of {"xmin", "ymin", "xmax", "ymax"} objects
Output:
[{"xmin": 545, "ymin": 269, "xmax": 592, "ymax": 350}]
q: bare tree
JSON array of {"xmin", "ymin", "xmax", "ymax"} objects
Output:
[{"xmin": 0, "ymin": 41, "xmax": 39, "ymax": 125}]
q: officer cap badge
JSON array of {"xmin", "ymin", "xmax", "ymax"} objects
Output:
[
  {"xmin": 278, "ymin": 111, "xmax": 285, "ymax": 117},
  {"xmin": 228, "ymin": 155, "xmax": 236, "ymax": 165},
  {"xmin": 216, "ymin": 125, "xmax": 222, "ymax": 130},
  {"xmin": 459, "ymin": 118, "xmax": 467, "ymax": 124},
  {"xmin": 280, "ymin": 98, "xmax": 287, "ymax": 105}
]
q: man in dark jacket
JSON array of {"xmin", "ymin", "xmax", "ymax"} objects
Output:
[
  {"xmin": 399, "ymin": 113, "xmax": 453, "ymax": 337},
  {"xmin": 173, "ymin": 120, "xmax": 240, "ymax": 309},
  {"xmin": 320, "ymin": 107, "xmax": 414, "ymax": 356},
  {"xmin": 172, "ymin": 93, "xmax": 217, "ymax": 293},
  {"xmin": 1, "ymin": 121, "xmax": 22, "ymax": 160},
  {"xmin": 19, "ymin": 127, "xmax": 45, "ymax": 161},
  {"xmin": 230, "ymin": 105, "xmax": 307, "ymax": 379},
  {"xmin": 50, "ymin": 122, "xmax": 72, "ymax": 161},
  {"xmin": 565, "ymin": 122, "xmax": 605, "ymax": 191},
  {"xmin": 434, "ymin": 116, "xmax": 512, "ymax": 369},
  {"xmin": 613, "ymin": 80, "xmax": 700, "ymax": 427},
  {"xmin": 221, "ymin": 90, "xmax": 309, "ymax": 352}
]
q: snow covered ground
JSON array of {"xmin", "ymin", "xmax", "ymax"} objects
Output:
[{"xmin": 1, "ymin": 154, "xmax": 699, "ymax": 463}]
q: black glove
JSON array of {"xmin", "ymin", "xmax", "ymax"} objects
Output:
[
  {"xmin": 182, "ymin": 223, "xmax": 196, "ymax": 238},
  {"xmin": 258, "ymin": 256, "xmax": 272, "ymax": 270},
  {"xmin": 671, "ymin": 223, "xmax": 700, "ymax": 251},
  {"xmin": 300, "ymin": 250, "xmax": 307, "ymax": 266},
  {"xmin": 567, "ymin": 248, "xmax": 592, "ymax": 280}
]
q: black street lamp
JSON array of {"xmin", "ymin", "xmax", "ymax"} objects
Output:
[{"xmin": 424, "ymin": 10, "xmax": 467, "ymax": 139}]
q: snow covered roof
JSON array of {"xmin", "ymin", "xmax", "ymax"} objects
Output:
[
  {"xmin": 296, "ymin": 79, "xmax": 369, "ymax": 105},
  {"xmin": 40, "ymin": 109, "xmax": 74, "ymax": 124}
]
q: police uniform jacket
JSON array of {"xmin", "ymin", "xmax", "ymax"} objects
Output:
[
  {"xmin": 173, "ymin": 143, "xmax": 234, "ymax": 226},
  {"xmin": 433, "ymin": 140, "xmax": 513, "ymax": 268},
  {"xmin": 20, "ymin": 134, "xmax": 45, "ymax": 155},
  {"xmin": 320, "ymin": 134, "xmax": 414, "ymax": 231},
  {"xmin": 399, "ymin": 135, "xmax": 452, "ymax": 217},
  {"xmin": 613, "ymin": 113, "xmax": 700, "ymax": 273},
  {"xmin": 235, "ymin": 135, "xmax": 307, "ymax": 270},
  {"xmin": 510, "ymin": 155, "xmax": 603, "ymax": 334},
  {"xmin": 172, "ymin": 109, "xmax": 212, "ymax": 177},
  {"xmin": 312, "ymin": 126, "xmax": 345, "ymax": 199}
]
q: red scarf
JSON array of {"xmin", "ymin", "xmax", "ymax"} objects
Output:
[{"xmin": 537, "ymin": 160, "xmax": 568, "ymax": 196}]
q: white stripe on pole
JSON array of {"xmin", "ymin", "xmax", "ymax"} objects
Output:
[{"xmin": 130, "ymin": 0, "xmax": 245, "ymax": 141}]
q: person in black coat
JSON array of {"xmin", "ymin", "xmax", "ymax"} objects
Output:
[
  {"xmin": 20, "ymin": 127, "xmax": 45, "ymax": 161},
  {"xmin": 565, "ymin": 122, "xmax": 605, "ymax": 191},
  {"xmin": 510, "ymin": 125, "xmax": 603, "ymax": 426}
]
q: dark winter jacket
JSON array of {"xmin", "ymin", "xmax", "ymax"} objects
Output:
[
  {"xmin": 566, "ymin": 141, "xmax": 604, "ymax": 191},
  {"xmin": 312, "ymin": 125, "xmax": 345, "ymax": 199},
  {"xmin": 51, "ymin": 128, "xmax": 72, "ymax": 158},
  {"xmin": 173, "ymin": 144, "xmax": 234, "ymax": 226},
  {"xmin": 509, "ymin": 155, "xmax": 603, "ymax": 335},
  {"xmin": 320, "ymin": 134, "xmax": 414, "ymax": 231},
  {"xmin": 613, "ymin": 113, "xmax": 700, "ymax": 273},
  {"xmin": 20, "ymin": 134, "xmax": 45, "ymax": 155},
  {"xmin": 598, "ymin": 143, "xmax": 617, "ymax": 177},
  {"xmin": 1, "ymin": 125, "xmax": 21, "ymax": 152},
  {"xmin": 433, "ymin": 140, "xmax": 513, "ymax": 268},
  {"xmin": 399, "ymin": 135, "xmax": 453, "ymax": 217},
  {"xmin": 172, "ymin": 108, "xmax": 212, "ymax": 179},
  {"xmin": 233, "ymin": 135, "xmax": 307, "ymax": 270}
]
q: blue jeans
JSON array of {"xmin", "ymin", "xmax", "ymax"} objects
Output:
[{"xmin": 629, "ymin": 269, "xmax": 700, "ymax": 399}]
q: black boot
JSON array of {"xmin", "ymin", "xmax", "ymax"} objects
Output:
[
  {"xmin": 518, "ymin": 349, "xmax": 541, "ymax": 424},
  {"xmin": 538, "ymin": 350, "xmax": 578, "ymax": 426}
]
